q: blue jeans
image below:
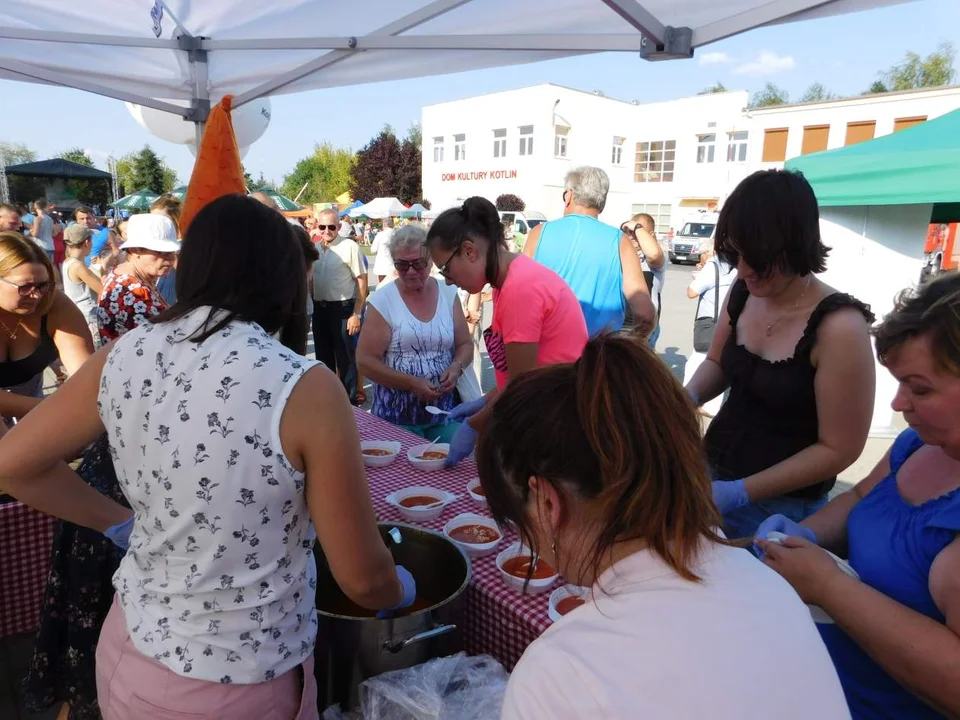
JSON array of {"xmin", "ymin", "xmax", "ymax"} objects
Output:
[
  {"xmin": 647, "ymin": 324, "xmax": 661, "ymax": 350},
  {"xmin": 722, "ymin": 494, "xmax": 828, "ymax": 540}
]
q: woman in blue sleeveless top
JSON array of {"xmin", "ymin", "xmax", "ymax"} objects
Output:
[{"xmin": 756, "ymin": 272, "xmax": 960, "ymax": 719}]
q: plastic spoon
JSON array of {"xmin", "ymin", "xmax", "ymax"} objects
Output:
[{"xmin": 425, "ymin": 406, "xmax": 450, "ymax": 416}]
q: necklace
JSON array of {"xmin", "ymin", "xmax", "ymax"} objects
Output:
[
  {"xmin": 0, "ymin": 316, "xmax": 23, "ymax": 340},
  {"xmin": 765, "ymin": 276, "xmax": 812, "ymax": 337}
]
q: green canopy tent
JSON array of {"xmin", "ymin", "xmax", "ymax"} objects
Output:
[
  {"xmin": 110, "ymin": 189, "xmax": 160, "ymax": 212},
  {"xmin": 168, "ymin": 185, "xmax": 189, "ymax": 202},
  {"xmin": 785, "ymin": 108, "xmax": 960, "ymax": 208},
  {"xmin": 248, "ymin": 188, "xmax": 302, "ymax": 212},
  {"xmin": 785, "ymin": 108, "xmax": 960, "ymax": 438},
  {"xmin": 401, "ymin": 203, "xmax": 427, "ymax": 219}
]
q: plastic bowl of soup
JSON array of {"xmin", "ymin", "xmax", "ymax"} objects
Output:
[
  {"xmin": 384, "ymin": 486, "xmax": 458, "ymax": 523},
  {"xmin": 496, "ymin": 542, "xmax": 559, "ymax": 594},
  {"xmin": 406, "ymin": 443, "xmax": 451, "ymax": 471},
  {"xmin": 360, "ymin": 441, "xmax": 402, "ymax": 468},
  {"xmin": 443, "ymin": 513, "xmax": 502, "ymax": 558},
  {"xmin": 466, "ymin": 478, "xmax": 486, "ymax": 506},
  {"xmin": 548, "ymin": 585, "xmax": 589, "ymax": 623}
]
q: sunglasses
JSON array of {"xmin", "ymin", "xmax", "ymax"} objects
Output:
[
  {"xmin": 318, "ymin": 224, "xmax": 338, "ymax": 231},
  {"xmin": 0, "ymin": 276, "xmax": 53, "ymax": 298},
  {"xmin": 394, "ymin": 258, "xmax": 429, "ymax": 273},
  {"xmin": 437, "ymin": 245, "xmax": 463, "ymax": 279}
]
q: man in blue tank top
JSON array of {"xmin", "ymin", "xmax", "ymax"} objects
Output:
[{"xmin": 523, "ymin": 166, "xmax": 654, "ymax": 337}]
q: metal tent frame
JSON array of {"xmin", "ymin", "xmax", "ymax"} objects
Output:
[{"xmin": 0, "ymin": 0, "xmax": 910, "ymax": 136}]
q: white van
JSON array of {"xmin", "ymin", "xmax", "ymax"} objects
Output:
[
  {"xmin": 498, "ymin": 210, "xmax": 547, "ymax": 237},
  {"xmin": 669, "ymin": 214, "xmax": 718, "ymax": 265}
]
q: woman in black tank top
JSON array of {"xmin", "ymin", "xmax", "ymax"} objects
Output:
[
  {"xmin": 0, "ymin": 231, "xmax": 94, "ymax": 421},
  {"xmin": 686, "ymin": 171, "xmax": 877, "ymax": 539}
]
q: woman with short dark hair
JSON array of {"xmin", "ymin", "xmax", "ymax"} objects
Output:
[
  {"xmin": 758, "ymin": 272, "xmax": 960, "ymax": 720},
  {"xmin": 686, "ymin": 170, "xmax": 876, "ymax": 538},
  {"xmin": 480, "ymin": 333, "xmax": 849, "ymax": 719}
]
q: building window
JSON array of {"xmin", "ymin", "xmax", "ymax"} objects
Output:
[
  {"xmin": 761, "ymin": 128, "xmax": 788, "ymax": 162},
  {"xmin": 845, "ymin": 121, "xmax": 876, "ymax": 145},
  {"xmin": 554, "ymin": 126, "xmax": 569, "ymax": 158},
  {"xmin": 493, "ymin": 128, "xmax": 507, "ymax": 158},
  {"xmin": 800, "ymin": 125, "xmax": 829, "ymax": 155},
  {"xmin": 454, "ymin": 133, "xmax": 466, "ymax": 161},
  {"xmin": 893, "ymin": 116, "xmax": 926, "ymax": 132},
  {"xmin": 630, "ymin": 203, "xmax": 673, "ymax": 240},
  {"xmin": 696, "ymin": 134, "xmax": 716, "ymax": 164},
  {"xmin": 634, "ymin": 140, "xmax": 675, "ymax": 183},
  {"xmin": 519, "ymin": 125, "xmax": 534, "ymax": 156},
  {"xmin": 726, "ymin": 131, "xmax": 748, "ymax": 162},
  {"xmin": 612, "ymin": 136, "xmax": 624, "ymax": 165},
  {"xmin": 432, "ymin": 136, "xmax": 444, "ymax": 163}
]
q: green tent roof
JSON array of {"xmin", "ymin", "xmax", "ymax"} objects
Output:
[{"xmin": 785, "ymin": 108, "xmax": 960, "ymax": 208}]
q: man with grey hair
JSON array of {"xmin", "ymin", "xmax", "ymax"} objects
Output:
[
  {"xmin": 524, "ymin": 166, "xmax": 654, "ymax": 337},
  {"xmin": 371, "ymin": 215, "xmax": 397, "ymax": 283},
  {"xmin": 312, "ymin": 207, "xmax": 367, "ymax": 404}
]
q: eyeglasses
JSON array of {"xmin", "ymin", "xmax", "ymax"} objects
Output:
[
  {"xmin": 437, "ymin": 245, "xmax": 463, "ymax": 279},
  {"xmin": 0, "ymin": 276, "xmax": 53, "ymax": 297},
  {"xmin": 318, "ymin": 224, "xmax": 338, "ymax": 231},
  {"xmin": 393, "ymin": 258, "xmax": 429, "ymax": 273}
]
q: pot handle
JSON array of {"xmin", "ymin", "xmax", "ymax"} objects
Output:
[{"xmin": 382, "ymin": 624, "xmax": 456, "ymax": 653}]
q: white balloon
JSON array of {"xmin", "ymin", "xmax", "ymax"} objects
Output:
[
  {"xmin": 187, "ymin": 142, "xmax": 250, "ymax": 160},
  {"xmin": 127, "ymin": 96, "xmax": 271, "ymax": 148}
]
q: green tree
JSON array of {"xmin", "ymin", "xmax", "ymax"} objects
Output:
[
  {"xmin": 864, "ymin": 80, "xmax": 889, "ymax": 95},
  {"xmin": 406, "ymin": 122, "xmax": 422, "ymax": 151},
  {"xmin": 281, "ymin": 142, "xmax": 355, "ymax": 204},
  {"xmin": 799, "ymin": 82, "xmax": 837, "ymax": 103},
  {"xmin": 698, "ymin": 81, "xmax": 727, "ymax": 95},
  {"xmin": 115, "ymin": 145, "xmax": 177, "ymax": 195},
  {"xmin": 0, "ymin": 141, "xmax": 37, "ymax": 166},
  {"xmin": 495, "ymin": 194, "xmax": 525, "ymax": 211},
  {"xmin": 748, "ymin": 82, "xmax": 789, "ymax": 109},
  {"xmin": 57, "ymin": 148, "xmax": 111, "ymax": 208},
  {"xmin": 241, "ymin": 164, "xmax": 254, "ymax": 191},
  {"xmin": 254, "ymin": 172, "xmax": 279, "ymax": 193},
  {"xmin": 1, "ymin": 142, "xmax": 43, "ymax": 203},
  {"xmin": 880, "ymin": 41, "xmax": 956, "ymax": 91}
]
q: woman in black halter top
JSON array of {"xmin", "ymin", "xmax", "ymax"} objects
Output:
[{"xmin": 685, "ymin": 171, "xmax": 877, "ymax": 539}]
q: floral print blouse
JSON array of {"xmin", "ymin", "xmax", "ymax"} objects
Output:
[{"xmin": 97, "ymin": 270, "xmax": 167, "ymax": 345}]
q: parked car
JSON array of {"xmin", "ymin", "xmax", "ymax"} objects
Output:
[{"xmin": 669, "ymin": 217, "xmax": 717, "ymax": 265}]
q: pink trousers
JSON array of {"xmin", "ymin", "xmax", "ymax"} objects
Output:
[{"xmin": 95, "ymin": 597, "xmax": 319, "ymax": 720}]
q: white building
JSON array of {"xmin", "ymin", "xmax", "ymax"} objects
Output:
[{"xmin": 421, "ymin": 83, "xmax": 960, "ymax": 234}]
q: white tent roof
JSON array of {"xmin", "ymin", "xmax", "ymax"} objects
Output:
[
  {"xmin": 1, "ymin": 0, "xmax": 912, "ymax": 121},
  {"xmin": 350, "ymin": 197, "xmax": 406, "ymax": 219}
]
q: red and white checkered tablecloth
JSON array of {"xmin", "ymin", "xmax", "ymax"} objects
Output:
[
  {"xmin": 354, "ymin": 408, "xmax": 551, "ymax": 671},
  {"xmin": 0, "ymin": 500, "xmax": 55, "ymax": 638}
]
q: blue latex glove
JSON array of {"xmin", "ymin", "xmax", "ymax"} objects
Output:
[
  {"xmin": 444, "ymin": 422, "xmax": 477, "ymax": 468},
  {"xmin": 104, "ymin": 514, "xmax": 134, "ymax": 551},
  {"xmin": 754, "ymin": 514, "xmax": 817, "ymax": 554},
  {"xmin": 711, "ymin": 479, "xmax": 749, "ymax": 515},
  {"xmin": 377, "ymin": 565, "xmax": 417, "ymax": 619},
  {"xmin": 446, "ymin": 397, "xmax": 486, "ymax": 424}
]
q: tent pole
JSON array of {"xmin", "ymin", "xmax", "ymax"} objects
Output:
[{"xmin": 179, "ymin": 35, "xmax": 210, "ymax": 146}]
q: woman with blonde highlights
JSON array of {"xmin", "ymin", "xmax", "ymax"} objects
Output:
[
  {"xmin": 0, "ymin": 231, "xmax": 93, "ymax": 421},
  {"xmin": 479, "ymin": 333, "xmax": 849, "ymax": 719}
]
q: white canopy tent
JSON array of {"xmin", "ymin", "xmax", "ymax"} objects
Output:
[
  {"xmin": 349, "ymin": 197, "xmax": 406, "ymax": 219},
  {"xmin": 1, "ymin": 0, "xmax": 912, "ymax": 141}
]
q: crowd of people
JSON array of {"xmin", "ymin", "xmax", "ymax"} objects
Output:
[{"xmin": 0, "ymin": 163, "xmax": 956, "ymax": 720}]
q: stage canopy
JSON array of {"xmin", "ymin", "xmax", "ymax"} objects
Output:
[
  {"xmin": 5, "ymin": 158, "xmax": 112, "ymax": 181},
  {"xmin": 0, "ymin": 0, "xmax": 913, "ymax": 127}
]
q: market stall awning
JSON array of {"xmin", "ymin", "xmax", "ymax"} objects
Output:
[
  {"xmin": 785, "ymin": 108, "xmax": 960, "ymax": 207},
  {"xmin": 110, "ymin": 189, "xmax": 160, "ymax": 211},
  {"xmin": 248, "ymin": 188, "xmax": 302, "ymax": 212},
  {"xmin": 0, "ymin": 1, "xmax": 912, "ymax": 123},
  {"xmin": 350, "ymin": 197, "xmax": 405, "ymax": 219},
  {"xmin": 5, "ymin": 158, "xmax": 111, "ymax": 181}
]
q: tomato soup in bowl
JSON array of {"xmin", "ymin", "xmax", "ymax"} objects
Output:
[
  {"xmin": 443, "ymin": 513, "xmax": 502, "ymax": 558},
  {"xmin": 384, "ymin": 486, "xmax": 457, "ymax": 523},
  {"xmin": 496, "ymin": 542, "xmax": 558, "ymax": 594},
  {"xmin": 548, "ymin": 585, "xmax": 590, "ymax": 623},
  {"xmin": 359, "ymin": 441, "xmax": 401, "ymax": 468},
  {"xmin": 466, "ymin": 478, "xmax": 486, "ymax": 506}
]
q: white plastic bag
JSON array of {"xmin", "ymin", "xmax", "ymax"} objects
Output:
[{"xmin": 359, "ymin": 653, "xmax": 508, "ymax": 720}]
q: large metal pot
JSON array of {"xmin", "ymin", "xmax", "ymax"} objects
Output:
[{"xmin": 313, "ymin": 523, "xmax": 471, "ymax": 711}]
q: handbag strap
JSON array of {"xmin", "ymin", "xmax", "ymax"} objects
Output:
[{"xmin": 711, "ymin": 261, "xmax": 720, "ymax": 322}]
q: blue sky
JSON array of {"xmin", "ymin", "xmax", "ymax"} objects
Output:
[{"xmin": 2, "ymin": 0, "xmax": 959, "ymax": 188}]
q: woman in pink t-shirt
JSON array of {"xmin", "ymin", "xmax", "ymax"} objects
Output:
[{"xmin": 426, "ymin": 197, "xmax": 587, "ymax": 466}]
